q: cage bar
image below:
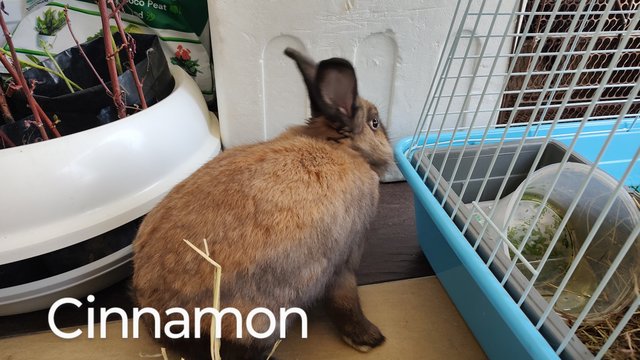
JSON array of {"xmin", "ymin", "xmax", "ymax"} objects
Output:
[{"xmin": 402, "ymin": 0, "xmax": 640, "ymax": 358}]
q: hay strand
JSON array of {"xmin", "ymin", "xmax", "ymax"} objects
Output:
[
  {"xmin": 575, "ymin": 301, "xmax": 640, "ymax": 359},
  {"xmin": 183, "ymin": 239, "xmax": 222, "ymax": 360},
  {"xmin": 182, "ymin": 239, "xmax": 282, "ymax": 360},
  {"xmin": 266, "ymin": 339, "xmax": 282, "ymax": 360}
]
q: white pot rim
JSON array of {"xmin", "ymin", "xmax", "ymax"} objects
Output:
[{"xmin": 0, "ymin": 66, "xmax": 221, "ymax": 263}]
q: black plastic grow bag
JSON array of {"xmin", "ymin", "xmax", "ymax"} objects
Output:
[{"xmin": 0, "ymin": 33, "xmax": 174, "ymax": 149}]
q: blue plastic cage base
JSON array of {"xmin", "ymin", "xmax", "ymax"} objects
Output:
[
  {"xmin": 414, "ymin": 200, "xmax": 556, "ymax": 359},
  {"xmin": 396, "ymin": 120, "xmax": 640, "ymax": 360}
]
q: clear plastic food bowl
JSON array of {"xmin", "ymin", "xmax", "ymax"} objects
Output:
[{"xmin": 494, "ymin": 162, "xmax": 640, "ymax": 322}]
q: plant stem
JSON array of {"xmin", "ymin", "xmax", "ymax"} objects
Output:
[
  {"xmin": 0, "ymin": 84, "xmax": 14, "ymax": 123},
  {"xmin": 63, "ymin": 7, "xmax": 111, "ymax": 97},
  {"xmin": 112, "ymin": 0, "xmax": 128, "ymax": 14},
  {"xmin": 0, "ymin": 128, "xmax": 14, "ymax": 147},
  {"xmin": 97, "ymin": 0, "xmax": 126, "ymax": 118},
  {"xmin": 0, "ymin": 48, "xmax": 82, "ymax": 91},
  {"xmin": 35, "ymin": 105, "xmax": 54, "ymax": 130},
  {"xmin": 110, "ymin": 35, "xmax": 123, "ymax": 75},
  {"xmin": 0, "ymin": 4, "xmax": 58, "ymax": 139},
  {"xmin": 39, "ymin": 40, "xmax": 75, "ymax": 93},
  {"xmin": 108, "ymin": 0, "xmax": 146, "ymax": 109},
  {"xmin": 0, "ymin": 47, "xmax": 59, "ymax": 139}
]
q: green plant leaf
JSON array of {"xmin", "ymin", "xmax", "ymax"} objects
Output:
[
  {"xmin": 26, "ymin": 55, "xmax": 42, "ymax": 65},
  {"xmin": 35, "ymin": 8, "xmax": 67, "ymax": 36}
]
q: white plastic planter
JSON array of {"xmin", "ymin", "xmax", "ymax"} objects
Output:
[{"xmin": 0, "ymin": 66, "xmax": 221, "ymax": 315}]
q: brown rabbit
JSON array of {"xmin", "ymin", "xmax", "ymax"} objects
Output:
[{"xmin": 132, "ymin": 48, "xmax": 392, "ymax": 360}]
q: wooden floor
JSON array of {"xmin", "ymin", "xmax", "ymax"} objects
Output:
[{"xmin": 357, "ymin": 182, "xmax": 434, "ymax": 285}]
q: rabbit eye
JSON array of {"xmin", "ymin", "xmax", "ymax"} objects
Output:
[{"xmin": 369, "ymin": 117, "xmax": 380, "ymax": 130}]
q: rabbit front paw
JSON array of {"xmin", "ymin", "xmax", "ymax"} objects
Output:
[{"xmin": 341, "ymin": 320, "xmax": 386, "ymax": 352}]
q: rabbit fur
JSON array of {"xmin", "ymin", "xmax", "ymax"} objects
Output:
[{"xmin": 132, "ymin": 48, "xmax": 393, "ymax": 360}]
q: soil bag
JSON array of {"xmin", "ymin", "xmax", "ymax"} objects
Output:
[
  {"xmin": 3, "ymin": 0, "xmax": 213, "ymax": 101},
  {"xmin": 0, "ymin": 33, "xmax": 174, "ymax": 149}
]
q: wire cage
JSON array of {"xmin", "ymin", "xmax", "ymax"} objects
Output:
[{"xmin": 394, "ymin": 0, "xmax": 640, "ymax": 359}]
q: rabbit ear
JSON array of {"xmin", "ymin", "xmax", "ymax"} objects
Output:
[
  {"xmin": 285, "ymin": 48, "xmax": 321, "ymax": 117},
  {"xmin": 315, "ymin": 58, "xmax": 358, "ymax": 129},
  {"xmin": 285, "ymin": 48, "xmax": 359, "ymax": 131}
]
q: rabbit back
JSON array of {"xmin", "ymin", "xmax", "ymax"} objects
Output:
[{"xmin": 132, "ymin": 133, "xmax": 379, "ymax": 341}]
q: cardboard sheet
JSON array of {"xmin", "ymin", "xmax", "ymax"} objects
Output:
[{"xmin": 0, "ymin": 276, "xmax": 486, "ymax": 359}]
